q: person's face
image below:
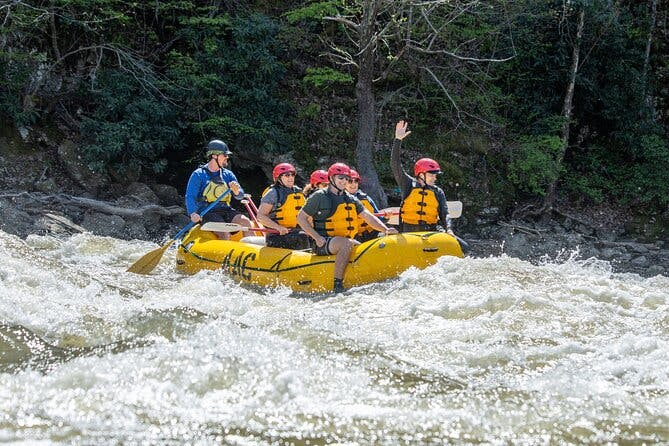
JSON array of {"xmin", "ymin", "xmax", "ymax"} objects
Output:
[
  {"xmin": 423, "ymin": 172, "xmax": 438, "ymax": 186},
  {"xmin": 215, "ymin": 153, "xmax": 229, "ymax": 168},
  {"xmin": 345, "ymin": 178, "xmax": 359, "ymax": 193},
  {"xmin": 279, "ymin": 172, "xmax": 296, "ymax": 187},
  {"xmin": 331, "ymin": 174, "xmax": 350, "ymax": 190},
  {"xmin": 316, "ymin": 182, "xmax": 328, "ymax": 190}
]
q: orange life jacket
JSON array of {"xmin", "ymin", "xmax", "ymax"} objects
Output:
[
  {"xmin": 355, "ymin": 194, "xmax": 375, "ymax": 234},
  {"xmin": 313, "ymin": 193, "xmax": 359, "ymax": 238},
  {"xmin": 261, "ymin": 185, "xmax": 305, "ymax": 228},
  {"xmin": 400, "ymin": 186, "xmax": 439, "ymax": 225}
]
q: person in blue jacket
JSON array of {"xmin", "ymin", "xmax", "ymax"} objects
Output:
[{"xmin": 185, "ymin": 140, "xmax": 253, "ymax": 238}]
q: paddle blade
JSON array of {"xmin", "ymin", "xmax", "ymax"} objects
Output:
[
  {"xmin": 201, "ymin": 222, "xmax": 278, "ymax": 234},
  {"xmin": 447, "ymin": 201, "xmax": 463, "ymax": 218},
  {"xmin": 126, "ymin": 239, "xmax": 174, "ymax": 274}
]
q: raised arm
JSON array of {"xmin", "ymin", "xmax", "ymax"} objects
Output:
[{"xmin": 391, "ymin": 120, "xmax": 413, "ymax": 197}]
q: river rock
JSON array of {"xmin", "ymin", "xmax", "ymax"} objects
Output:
[
  {"xmin": 503, "ymin": 233, "xmax": 529, "ymax": 257},
  {"xmin": 631, "ymin": 256, "xmax": 650, "ymax": 268},
  {"xmin": 0, "ymin": 199, "xmax": 35, "ymax": 237},
  {"xmin": 125, "ymin": 182, "xmax": 160, "ymax": 204},
  {"xmin": 81, "ymin": 212, "xmax": 125, "ymax": 238},
  {"xmin": 151, "ymin": 184, "xmax": 182, "ymax": 206},
  {"xmin": 123, "ymin": 219, "xmax": 149, "ymax": 240},
  {"xmin": 646, "ymin": 265, "xmax": 666, "ymax": 276},
  {"xmin": 628, "ymin": 243, "xmax": 649, "ymax": 254}
]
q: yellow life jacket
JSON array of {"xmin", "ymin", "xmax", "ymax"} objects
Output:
[
  {"xmin": 202, "ymin": 172, "xmax": 232, "ymax": 205},
  {"xmin": 261, "ymin": 185, "xmax": 305, "ymax": 229},
  {"xmin": 400, "ymin": 186, "xmax": 439, "ymax": 225},
  {"xmin": 314, "ymin": 193, "xmax": 359, "ymax": 238},
  {"xmin": 355, "ymin": 194, "xmax": 375, "ymax": 234}
]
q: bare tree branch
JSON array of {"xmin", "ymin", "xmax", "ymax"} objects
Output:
[
  {"xmin": 324, "ymin": 15, "xmax": 361, "ymax": 33},
  {"xmin": 407, "ymin": 43, "xmax": 515, "ymax": 62},
  {"xmin": 421, "ymin": 65, "xmax": 463, "ymax": 123}
]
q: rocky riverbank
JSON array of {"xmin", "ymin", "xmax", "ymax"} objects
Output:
[
  {"xmin": 464, "ymin": 217, "xmax": 668, "ymax": 278},
  {"xmin": 1, "ymin": 182, "xmax": 667, "ymax": 278}
]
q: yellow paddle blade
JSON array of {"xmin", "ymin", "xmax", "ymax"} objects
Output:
[{"xmin": 126, "ymin": 239, "xmax": 175, "ymax": 274}]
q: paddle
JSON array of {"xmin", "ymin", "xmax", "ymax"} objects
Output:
[
  {"xmin": 200, "ymin": 222, "xmax": 279, "ymax": 234},
  {"xmin": 126, "ymin": 189, "xmax": 231, "ymax": 274},
  {"xmin": 241, "ymin": 196, "xmax": 264, "ymax": 236},
  {"xmin": 375, "ymin": 201, "xmax": 463, "ymax": 224}
]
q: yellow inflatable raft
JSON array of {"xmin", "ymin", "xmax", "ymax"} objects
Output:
[{"xmin": 176, "ymin": 227, "xmax": 463, "ymax": 292}]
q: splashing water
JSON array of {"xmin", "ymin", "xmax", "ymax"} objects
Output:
[{"xmin": 1, "ymin": 230, "xmax": 668, "ymax": 444}]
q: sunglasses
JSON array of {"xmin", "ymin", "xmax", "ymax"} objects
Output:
[{"xmin": 281, "ymin": 172, "xmax": 296, "ymax": 177}]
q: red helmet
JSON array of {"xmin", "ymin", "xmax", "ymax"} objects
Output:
[
  {"xmin": 414, "ymin": 158, "xmax": 442, "ymax": 176},
  {"xmin": 272, "ymin": 162, "xmax": 296, "ymax": 182},
  {"xmin": 309, "ymin": 169, "xmax": 329, "ymax": 186},
  {"xmin": 328, "ymin": 162, "xmax": 351, "ymax": 178},
  {"xmin": 349, "ymin": 169, "xmax": 361, "ymax": 181}
]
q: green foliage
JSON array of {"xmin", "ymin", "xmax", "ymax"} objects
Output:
[
  {"xmin": 1, "ymin": 0, "xmax": 668, "ymax": 218},
  {"xmin": 508, "ymin": 134, "xmax": 564, "ymax": 196},
  {"xmin": 80, "ymin": 70, "xmax": 181, "ymax": 174},
  {"xmin": 299, "ymin": 103, "xmax": 322, "ymax": 120},
  {"xmin": 284, "ymin": 1, "xmax": 341, "ymax": 24},
  {"xmin": 302, "ymin": 67, "xmax": 353, "ymax": 89},
  {"xmin": 0, "ymin": 53, "xmax": 41, "ymax": 126},
  {"xmin": 168, "ymin": 12, "xmax": 289, "ymax": 153}
]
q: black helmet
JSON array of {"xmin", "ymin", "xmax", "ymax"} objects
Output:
[{"xmin": 206, "ymin": 140, "xmax": 232, "ymax": 156}]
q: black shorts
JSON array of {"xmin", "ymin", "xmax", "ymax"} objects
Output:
[
  {"xmin": 265, "ymin": 230, "xmax": 311, "ymax": 250},
  {"xmin": 400, "ymin": 223, "xmax": 438, "ymax": 232},
  {"xmin": 355, "ymin": 230, "xmax": 379, "ymax": 243},
  {"xmin": 310, "ymin": 236, "xmax": 333, "ymax": 256},
  {"xmin": 202, "ymin": 207, "xmax": 241, "ymax": 224}
]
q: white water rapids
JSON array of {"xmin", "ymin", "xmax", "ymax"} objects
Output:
[{"xmin": 1, "ymin": 230, "xmax": 668, "ymax": 445}]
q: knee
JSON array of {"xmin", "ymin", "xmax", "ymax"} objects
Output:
[{"xmin": 342, "ymin": 238, "xmax": 355, "ymax": 250}]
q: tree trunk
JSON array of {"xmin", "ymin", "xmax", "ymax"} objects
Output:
[
  {"xmin": 642, "ymin": 0, "xmax": 658, "ymax": 117},
  {"xmin": 354, "ymin": 0, "xmax": 388, "ymax": 208},
  {"xmin": 543, "ymin": 7, "xmax": 585, "ymax": 212}
]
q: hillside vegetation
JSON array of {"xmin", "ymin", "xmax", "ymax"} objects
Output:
[{"xmin": 1, "ymin": 1, "xmax": 667, "ymax": 222}]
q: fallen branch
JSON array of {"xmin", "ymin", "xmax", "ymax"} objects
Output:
[
  {"xmin": 61, "ymin": 195, "xmax": 183, "ymax": 218},
  {"xmin": 551, "ymin": 207, "xmax": 600, "ymax": 231},
  {"xmin": 497, "ymin": 221, "xmax": 546, "ymax": 236},
  {"xmin": 0, "ymin": 191, "xmax": 184, "ymax": 218}
]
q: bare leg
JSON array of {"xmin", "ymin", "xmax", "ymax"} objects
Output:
[
  {"xmin": 328, "ymin": 237, "xmax": 359, "ymax": 281},
  {"xmin": 232, "ymin": 214, "xmax": 254, "ymax": 237}
]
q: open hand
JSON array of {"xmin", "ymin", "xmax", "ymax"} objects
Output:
[{"xmin": 395, "ymin": 120, "xmax": 411, "ymax": 140}]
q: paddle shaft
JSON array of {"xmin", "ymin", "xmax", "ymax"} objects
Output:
[
  {"xmin": 241, "ymin": 196, "xmax": 266, "ymax": 236},
  {"xmin": 126, "ymin": 189, "xmax": 233, "ymax": 274},
  {"xmin": 376, "ymin": 201, "xmax": 462, "ymax": 219},
  {"xmin": 176, "ymin": 189, "xmax": 233, "ymax": 239}
]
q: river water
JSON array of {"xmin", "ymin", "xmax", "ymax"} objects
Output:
[{"xmin": 1, "ymin": 230, "xmax": 668, "ymax": 445}]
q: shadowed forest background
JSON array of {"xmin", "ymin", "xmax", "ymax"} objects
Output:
[{"xmin": 1, "ymin": 0, "xmax": 667, "ymax": 237}]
